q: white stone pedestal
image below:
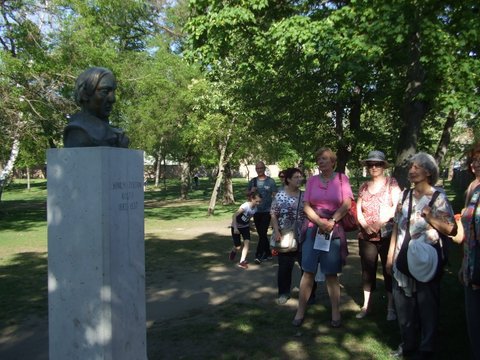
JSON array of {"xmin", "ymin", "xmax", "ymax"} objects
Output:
[{"xmin": 47, "ymin": 147, "xmax": 146, "ymax": 360}]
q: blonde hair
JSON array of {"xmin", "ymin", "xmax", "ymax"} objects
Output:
[{"xmin": 315, "ymin": 147, "xmax": 337, "ymax": 164}]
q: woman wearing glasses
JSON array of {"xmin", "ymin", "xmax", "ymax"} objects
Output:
[
  {"xmin": 270, "ymin": 168, "xmax": 305, "ymax": 304},
  {"xmin": 356, "ymin": 150, "xmax": 401, "ymax": 320}
]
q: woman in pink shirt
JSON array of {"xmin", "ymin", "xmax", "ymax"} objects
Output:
[{"xmin": 292, "ymin": 147, "xmax": 353, "ymax": 328}]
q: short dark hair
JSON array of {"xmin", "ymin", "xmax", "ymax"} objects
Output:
[
  {"xmin": 74, "ymin": 67, "xmax": 115, "ymax": 105},
  {"xmin": 248, "ymin": 190, "xmax": 262, "ymax": 201},
  {"xmin": 283, "ymin": 167, "xmax": 302, "ymax": 186}
]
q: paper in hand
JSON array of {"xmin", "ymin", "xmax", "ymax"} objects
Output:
[{"xmin": 314, "ymin": 230, "xmax": 333, "ymax": 251}]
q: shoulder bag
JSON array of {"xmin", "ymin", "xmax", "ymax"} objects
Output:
[
  {"xmin": 395, "ymin": 189, "xmax": 414, "ymax": 277},
  {"xmin": 270, "ymin": 192, "xmax": 301, "ymax": 253},
  {"xmin": 338, "ymin": 173, "xmax": 358, "ymax": 232},
  {"xmin": 396, "ymin": 189, "xmax": 449, "ymax": 281}
]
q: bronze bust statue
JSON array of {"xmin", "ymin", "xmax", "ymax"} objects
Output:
[{"xmin": 63, "ymin": 67, "xmax": 129, "ymax": 148}]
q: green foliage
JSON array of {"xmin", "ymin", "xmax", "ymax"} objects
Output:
[{"xmin": 185, "ymin": 0, "xmax": 480, "ymax": 177}]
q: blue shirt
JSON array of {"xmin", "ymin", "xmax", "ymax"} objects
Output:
[{"xmin": 248, "ymin": 176, "xmax": 277, "ymax": 212}]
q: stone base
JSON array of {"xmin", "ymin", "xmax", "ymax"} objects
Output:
[{"xmin": 47, "ymin": 147, "xmax": 146, "ymax": 360}]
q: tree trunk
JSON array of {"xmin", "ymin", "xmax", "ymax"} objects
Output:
[
  {"xmin": 180, "ymin": 161, "xmax": 190, "ymax": 200},
  {"xmin": 162, "ymin": 157, "xmax": 167, "ymax": 191},
  {"xmin": 349, "ymin": 85, "xmax": 362, "ymax": 132},
  {"xmin": 155, "ymin": 151, "xmax": 161, "ymax": 188},
  {"xmin": 27, "ymin": 166, "xmax": 31, "ymax": 190},
  {"xmin": 393, "ymin": 29, "xmax": 429, "ymax": 189},
  {"xmin": 434, "ymin": 110, "xmax": 456, "ymax": 167},
  {"xmin": 208, "ymin": 118, "xmax": 235, "ymax": 216},
  {"xmin": 222, "ymin": 162, "xmax": 235, "ymax": 205},
  {"xmin": 0, "ymin": 137, "xmax": 20, "ymax": 202},
  {"xmin": 334, "ymin": 98, "xmax": 350, "ymax": 174}
]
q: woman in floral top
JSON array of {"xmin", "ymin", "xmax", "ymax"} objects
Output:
[
  {"xmin": 455, "ymin": 142, "xmax": 480, "ymax": 360},
  {"xmin": 270, "ymin": 168, "xmax": 305, "ymax": 305},
  {"xmin": 386, "ymin": 152, "xmax": 455, "ymax": 359},
  {"xmin": 356, "ymin": 150, "xmax": 401, "ymax": 321}
]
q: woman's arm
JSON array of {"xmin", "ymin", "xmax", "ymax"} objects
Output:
[
  {"xmin": 304, "ymin": 201, "xmax": 331, "ymax": 232},
  {"xmin": 388, "ymin": 184, "xmax": 402, "ymax": 219},
  {"xmin": 232, "ymin": 207, "xmax": 244, "ymax": 233},
  {"xmin": 356, "ymin": 197, "xmax": 368, "ymax": 229},
  {"xmin": 270, "ymin": 213, "xmax": 282, "ymax": 241},
  {"xmin": 451, "ymin": 212, "xmax": 465, "ymax": 244},
  {"xmin": 334, "ymin": 197, "xmax": 351, "ymax": 222},
  {"xmin": 421, "ymin": 206, "xmax": 456, "ymax": 236}
]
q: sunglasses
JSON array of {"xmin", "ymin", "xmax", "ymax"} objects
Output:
[{"xmin": 366, "ymin": 162, "xmax": 384, "ymax": 168}]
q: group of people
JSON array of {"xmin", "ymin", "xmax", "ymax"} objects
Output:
[{"xmin": 228, "ymin": 145, "xmax": 480, "ymax": 359}]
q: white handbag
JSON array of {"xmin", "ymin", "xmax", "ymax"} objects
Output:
[
  {"xmin": 270, "ymin": 230, "xmax": 297, "ymax": 252},
  {"xmin": 270, "ymin": 192, "xmax": 301, "ymax": 253}
]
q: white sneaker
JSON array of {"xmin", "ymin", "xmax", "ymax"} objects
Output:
[{"xmin": 387, "ymin": 308, "xmax": 397, "ymax": 321}]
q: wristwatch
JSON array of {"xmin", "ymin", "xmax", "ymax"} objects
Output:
[{"xmin": 330, "ymin": 218, "xmax": 337, "ymax": 223}]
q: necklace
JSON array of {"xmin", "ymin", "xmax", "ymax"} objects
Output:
[{"xmin": 319, "ymin": 172, "xmax": 335, "ymax": 189}]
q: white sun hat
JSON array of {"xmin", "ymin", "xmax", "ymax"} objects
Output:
[{"xmin": 407, "ymin": 236, "xmax": 438, "ymax": 283}]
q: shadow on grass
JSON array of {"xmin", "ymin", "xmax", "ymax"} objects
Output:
[
  {"xmin": 0, "ymin": 252, "xmax": 48, "ymax": 325},
  {"xmin": 144, "ymin": 235, "xmax": 397, "ymax": 359},
  {"xmin": 0, "ymin": 181, "xmax": 48, "ymax": 231},
  {"xmin": 144, "ymin": 235, "xmax": 470, "ymax": 360},
  {"xmin": 0, "ymin": 200, "xmax": 46, "ymax": 231},
  {"xmin": 147, "ymin": 301, "xmax": 401, "ymax": 360}
]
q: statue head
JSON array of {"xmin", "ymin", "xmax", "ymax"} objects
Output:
[{"xmin": 74, "ymin": 67, "xmax": 117, "ymax": 121}]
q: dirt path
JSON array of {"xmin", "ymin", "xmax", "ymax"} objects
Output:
[{"xmin": 0, "ymin": 219, "xmax": 363, "ymax": 360}]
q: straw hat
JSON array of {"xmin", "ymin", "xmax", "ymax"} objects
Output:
[{"xmin": 407, "ymin": 237, "xmax": 438, "ymax": 282}]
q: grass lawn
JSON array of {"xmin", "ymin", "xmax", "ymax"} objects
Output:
[{"xmin": 0, "ymin": 177, "xmax": 470, "ymax": 359}]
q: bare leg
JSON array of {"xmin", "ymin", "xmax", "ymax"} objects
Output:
[
  {"xmin": 326, "ymin": 274, "xmax": 341, "ymax": 322},
  {"xmin": 362, "ymin": 290, "xmax": 371, "ymax": 310},
  {"xmin": 294, "ymin": 271, "xmax": 315, "ymax": 320},
  {"xmin": 239, "ymin": 240, "xmax": 249, "ymax": 263}
]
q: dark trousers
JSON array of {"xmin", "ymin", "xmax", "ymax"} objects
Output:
[
  {"xmin": 393, "ymin": 277, "xmax": 440, "ymax": 355},
  {"xmin": 465, "ymin": 286, "xmax": 480, "ymax": 360},
  {"xmin": 359, "ymin": 237, "xmax": 392, "ymax": 293},
  {"xmin": 277, "ymin": 251, "xmax": 317, "ymax": 299},
  {"xmin": 278, "ymin": 251, "xmax": 298, "ymax": 295},
  {"xmin": 254, "ymin": 212, "xmax": 271, "ymax": 258}
]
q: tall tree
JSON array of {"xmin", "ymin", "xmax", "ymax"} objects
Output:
[{"xmin": 185, "ymin": 0, "xmax": 480, "ymax": 183}]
